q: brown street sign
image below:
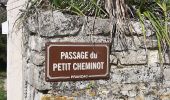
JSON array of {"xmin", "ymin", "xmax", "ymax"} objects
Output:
[{"xmin": 45, "ymin": 42, "xmax": 110, "ymax": 82}]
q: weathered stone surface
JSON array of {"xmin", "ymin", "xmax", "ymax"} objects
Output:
[
  {"xmin": 164, "ymin": 53, "xmax": 170, "ymax": 64},
  {"xmin": 110, "ymin": 66, "xmax": 161, "ymax": 83},
  {"xmin": 29, "ymin": 51, "xmax": 45, "ymax": 66},
  {"xmin": 28, "ymin": 36, "xmax": 48, "ymax": 52},
  {"xmin": 113, "ymin": 35, "xmax": 158, "ymax": 51},
  {"xmin": 27, "ymin": 10, "xmax": 83, "ymax": 37},
  {"xmin": 164, "ymin": 66, "xmax": 170, "ymax": 81},
  {"xmin": 24, "ymin": 65, "xmax": 161, "ymax": 91},
  {"xmin": 24, "ymin": 63, "xmax": 51, "ymax": 90},
  {"xmin": 115, "ymin": 49, "xmax": 147, "ymax": 65},
  {"xmin": 24, "ymin": 83, "xmax": 43, "ymax": 100},
  {"xmin": 27, "ymin": 10, "xmax": 111, "ymax": 37},
  {"xmin": 139, "ymin": 35, "xmax": 158, "ymax": 49},
  {"xmin": 128, "ymin": 20, "xmax": 154, "ymax": 36},
  {"xmin": 112, "ymin": 36, "xmax": 142, "ymax": 51},
  {"xmin": 147, "ymin": 50, "xmax": 170, "ymax": 65},
  {"xmin": 110, "ymin": 54, "xmax": 118, "ymax": 64},
  {"xmin": 84, "ymin": 17, "xmax": 111, "ymax": 35},
  {"xmin": 59, "ymin": 36, "xmax": 111, "ymax": 43},
  {"xmin": 148, "ymin": 50, "xmax": 159, "ymax": 65}
]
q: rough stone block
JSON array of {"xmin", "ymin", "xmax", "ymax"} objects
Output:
[
  {"xmin": 27, "ymin": 10, "xmax": 111, "ymax": 37},
  {"xmin": 128, "ymin": 21, "xmax": 154, "ymax": 36},
  {"xmin": 84, "ymin": 17, "xmax": 111, "ymax": 35},
  {"xmin": 29, "ymin": 51, "xmax": 45, "ymax": 66},
  {"xmin": 148, "ymin": 50, "xmax": 159, "ymax": 65},
  {"xmin": 110, "ymin": 66, "xmax": 161, "ymax": 83},
  {"xmin": 24, "ymin": 83, "xmax": 43, "ymax": 100},
  {"xmin": 110, "ymin": 54, "xmax": 118, "ymax": 64},
  {"xmin": 140, "ymin": 36, "xmax": 158, "ymax": 49},
  {"xmin": 24, "ymin": 63, "xmax": 51, "ymax": 90},
  {"xmin": 164, "ymin": 65, "xmax": 170, "ymax": 81},
  {"xmin": 28, "ymin": 36, "xmax": 47, "ymax": 52},
  {"xmin": 113, "ymin": 35, "xmax": 158, "ymax": 51},
  {"xmin": 112, "ymin": 36, "xmax": 142, "ymax": 51},
  {"xmin": 163, "ymin": 53, "xmax": 170, "ymax": 64},
  {"xmin": 27, "ymin": 10, "xmax": 83, "ymax": 37},
  {"xmin": 115, "ymin": 49, "xmax": 147, "ymax": 65}
]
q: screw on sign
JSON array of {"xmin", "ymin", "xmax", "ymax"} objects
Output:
[{"xmin": 45, "ymin": 42, "xmax": 110, "ymax": 82}]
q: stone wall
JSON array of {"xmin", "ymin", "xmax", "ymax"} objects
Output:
[{"xmin": 22, "ymin": 10, "xmax": 170, "ymax": 100}]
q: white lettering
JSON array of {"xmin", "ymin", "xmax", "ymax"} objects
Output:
[
  {"xmin": 52, "ymin": 63, "xmax": 71, "ymax": 71},
  {"xmin": 60, "ymin": 51, "xmax": 89, "ymax": 60},
  {"xmin": 60, "ymin": 52, "xmax": 65, "ymax": 59},
  {"xmin": 73, "ymin": 63, "xmax": 77, "ymax": 70},
  {"xmin": 72, "ymin": 62, "xmax": 104, "ymax": 70},
  {"xmin": 53, "ymin": 63, "xmax": 58, "ymax": 71},
  {"xmin": 53, "ymin": 62, "xmax": 105, "ymax": 71}
]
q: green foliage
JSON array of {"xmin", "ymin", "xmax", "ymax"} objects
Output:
[
  {"xmin": 137, "ymin": 0, "xmax": 170, "ymax": 62},
  {"xmin": 50, "ymin": 0, "xmax": 108, "ymax": 18},
  {"xmin": 0, "ymin": 91, "xmax": 6, "ymax": 100},
  {"xmin": 86, "ymin": 81, "xmax": 96, "ymax": 89},
  {"xmin": 0, "ymin": 71, "xmax": 6, "ymax": 100}
]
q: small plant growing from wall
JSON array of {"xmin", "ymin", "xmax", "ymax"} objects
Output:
[
  {"xmin": 50, "ymin": 0, "xmax": 108, "ymax": 18},
  {"xmin": 137, "ymin": 0, "xmax": 170, "ymax": 62}
]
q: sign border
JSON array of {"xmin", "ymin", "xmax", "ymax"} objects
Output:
[{"xmin": 45, "ymin": 42, "xmax": 110, "ymax": 82}]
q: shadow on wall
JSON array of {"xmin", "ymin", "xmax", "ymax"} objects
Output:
[
  {"xmin": 0, "ymin": 31, "xmax": 7, "ymax": 72},
  {"xmin": 0, "ymin": 59, "xmax": 6, "ymax": 71}
]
